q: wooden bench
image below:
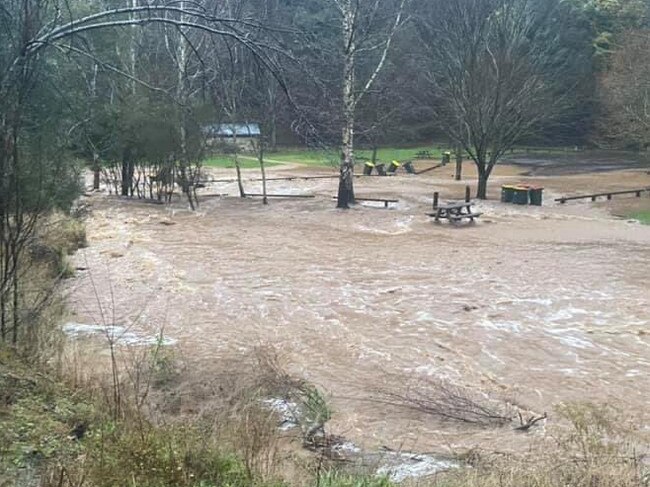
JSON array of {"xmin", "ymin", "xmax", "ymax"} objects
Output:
[
  {"xmin": 426, "ymin": 201, "xmax": 481, "ymax": 223},
  {"xmin": 246, "ymin": 193, "xmax": 315, "ymax": 199},
  {"xmin": 449, "ymin": 212, "xmax": 482, "ymax": 222},
  {"xmin": 555, "ymin": 187, "xmax": 650, "ymax": 204},
  {"xmin": 415, "ymin": 150, "xmax": 433, "ymax": 159},
  {"xmin": 356, "ymin": 197, "xmax": 398, "ymax": 208},
  {"xmin": 332, "ymin": 196, "xmax": 398, "ymax": 208}
]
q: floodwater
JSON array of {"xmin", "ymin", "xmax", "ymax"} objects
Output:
[{"xmin": 66, "ymin": 162, "xmax": 650, "ymax": 456}]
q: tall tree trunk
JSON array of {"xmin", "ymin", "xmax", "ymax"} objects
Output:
[
  {"xmin": 336, "ymin": 1, "xmax": 356, "ymax": 209},
  {"xmin": 233, "ymin": 132, "xmax": 246, "ymax": 197},
  {"xmin": 267, "ymin": 86, "xmax": 277, "ymax": 151},
  {"xmin": 129, "ymin": 0, "xmax": 137, "ymax": 95},
  {"xmin": 259, "ymin": 139, "xmax": 268, "ymax": 205},
  {"xmin": 92, "ymin": 153, "xmax": 100, "ymax": 190},
  {"xmin": 176, "ymin": 0, "xmax": 196, "ymax": 210},
  {"xmin": 121, "ymin": 148, "xmax": 133, "ymax": 196},
  {"xmin": 454, "ymin": 147, "xmax": 462, "ymax": 181},
  {"xmin": 0, "ymin": 127, "xmax": 6, "ymax": 343},
  {"xmin": 476, "ymin": 164, "xmax": 488, "ymax": 199}
]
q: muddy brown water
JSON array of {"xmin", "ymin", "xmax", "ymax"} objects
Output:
[{"xmin": 67, "ymin": 165, "xmax": 650, "ymax": 456}]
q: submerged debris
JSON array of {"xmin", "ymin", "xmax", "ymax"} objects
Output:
[
  {"xmin": 62, "ymin": 322, "xmax": 176, "ymax": 346},
  {"xmin": 262, "ymin": 397, "xmax": 301, "ymax": 431},
  {"xmin": 375, "ymin": 451, "xmax": 458, "ymax": 483}
]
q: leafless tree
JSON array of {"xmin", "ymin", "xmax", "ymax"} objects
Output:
[
  {"xmin": 415, "ymin": 0, "xmax": 576, "ymax": 199},
  {"xmin": 334, "ymin": 0, "xmax": 407, "ymax": 208},
  {"xmin": 599, "ymin": 30, "xmax": 650, "ymax": 151},
  {"xmin": 0, "ymin": 0, "xmax": 292, "ymax": 346}
]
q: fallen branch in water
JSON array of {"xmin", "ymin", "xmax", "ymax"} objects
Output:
[
  {"xmin": 373, "ymin": 376, "xmax": 514, "ymax": 427},
  {"xmin": 514, "ymin": 411, "xmax": 547, "ymax": 432}
]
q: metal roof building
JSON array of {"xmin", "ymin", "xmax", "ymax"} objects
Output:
[{"xmin": 204, "ymin": 123, "xmax": 261, "ymax": 137}]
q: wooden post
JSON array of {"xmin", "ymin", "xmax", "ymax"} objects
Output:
[
  {"xmin": 607, "ymin": 194, "xmax": 612, "ymax": 200},
  {"xmin": 433, "ymin": 192, "xmax": 439, "ymax": 209},
  {"xmin": 92, "ymin": 154, "xmax": 100, "ymax": 190},
  {"xmin": 465, "ymin": 185, "xmax": 471, "ymax": 202},
  {"xmin": 454, "ymin": 150, "xmax": 462, "ymax": 181}
]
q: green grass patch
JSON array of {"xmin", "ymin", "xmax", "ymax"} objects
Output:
[
  {"xmin": 628, "ymin": 210, "xmax": 650, "ymax": 224},
  {"xmin": 0, "ymin": 350, "xmax": 285, "ymax": 487},
  {"xmin": 204, "ymin": 144, "xmax": 584, "ymax": 169},
  {"xmin": 205, "ymin": 146, "xmax": 452, "ymax": 169},
  {"xmin": 203, "ymin": 155, "xmax": 279, "ymax": 169}
]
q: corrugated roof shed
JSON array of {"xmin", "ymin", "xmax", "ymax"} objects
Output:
[{"xmin": 204, "ymin": 123, "xmax": 261, "ymax": 137}]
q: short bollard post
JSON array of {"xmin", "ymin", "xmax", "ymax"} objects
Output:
[
  {"xmin": 465, "ymin": 185, "xmax": 471, "ymax": 202},
  {"xmin": 433, "ymin": 192, "xmax": 439, "ymax": 209}
]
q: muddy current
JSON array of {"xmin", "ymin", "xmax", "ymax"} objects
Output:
[{"xmin": 67, "ymin": 164, "xmax": 650, "ymax": 455}]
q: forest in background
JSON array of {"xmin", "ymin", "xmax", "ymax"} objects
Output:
[{"xmin": 1, "ymin": 1, "xmax": 650, "ymax": 485}]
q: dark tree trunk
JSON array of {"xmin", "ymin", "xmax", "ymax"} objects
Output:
[
  {"xmin": 455, "ymin": 149, "xmax": 462, "ymax": 181},
  {"xmin": 477, "ymin": 167, "xmax": 488, "ymax": 199},
  {"xmin": 336, "ymin": 159, "xmax": 355, "ymax": 209},
  {"xmin": 259, "ymin": 140, "xmax": 268, "ymax": 205},
  {"xmin": 121, "ymin": 149, "xmax": 134, "ymax": 196},
  {"xmin": 92, "ymin": 154, "xmax": 100, "ymax": 190},
  {"xmin": 234, "ymin": 157, "xmax": 246, "ymax": 198}
]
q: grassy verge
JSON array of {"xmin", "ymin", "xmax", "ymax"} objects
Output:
[
  {"xmin": 203, "ymin": 155, "xmax": 279, "ymax": 169},
  {"xmin": 628, "ymin": 210, "xmax": 650, "ymax": 224},
  {"xmin": 266, "ymin": 146, "xmax": 452, "ymax": 166},
  {"xmin": 0, "ymin": 350, "xmax": 287, "ymax": 487},
  {"xmin": 203, "ymin": 143, "xmax": 587, "ymax": 169},
  {"xmin": 203, "ymin": 146, "xmax": 452, "ymax": 169}
]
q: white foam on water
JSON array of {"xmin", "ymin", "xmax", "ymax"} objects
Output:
[
  {"xmin": 505, "ymin": 297, "xmax": 553, "ymax": 306},
  {"xmin": 331, "ymin": 441, "xmax": 361, "ymax": 455},
  {"xmin": 479, "ymin": 319, "xmax": 522, "ymax": 333},
  {"xmin": 376, "ymin": 452, "xmax": 458, "ymax": 483},
  {"xmin": 546, "ymin": 328, "xmax": 594, "ymax": 349},
  {"xmin": 546, "ymin": 308, "xmax": 590, "ymax": 322},
  {"xmin": 262, "ymin": 398, "xmax": 300, "ymax": 431},
  {"xmin": 482, "ymin": 348, "xmax": 506, "ymax": 365},
  {"xmin": 62, "ymin": 322, "xmax": 176, "ymax": 346},
  {"xmin": 355, "ymin": 216, "xmax": 414, "ymax": 236}
]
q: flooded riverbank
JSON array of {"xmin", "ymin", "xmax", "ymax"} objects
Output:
[{"xmin": 65, "ymin": 164, "xmax": 650, "ymax": 457}]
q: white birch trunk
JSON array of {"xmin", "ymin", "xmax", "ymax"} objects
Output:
[{"xmin": 336, "ymin": 0, "xmax": 356, "ymax": 208}]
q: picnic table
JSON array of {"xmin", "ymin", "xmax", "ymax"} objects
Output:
[{"xmin": 426, "ymin": 201, "xmax": 482, "ymax": 223}]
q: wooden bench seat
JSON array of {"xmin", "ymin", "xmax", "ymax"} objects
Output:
[
  {"xmin": 449, "ymin": 212, "xmax": 482, "ymax": 221},
  {"xmin": 427, "ymin": 201, "xmax": 482, "ymax": 224},
  {"xmin": 356, "ymin": 197, "xmax": 398, "ymax": 208},
  {"xmin": 332, "ymin": 196, "xmax": 398, "ymax": 207}
]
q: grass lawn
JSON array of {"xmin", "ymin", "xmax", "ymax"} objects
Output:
[
  {"xmin": 271, "ymin": 146, "xmax": 452, "ymax": 166},
  {"xmin": 202, "ymin": 155, "xmax": 279, "ymax": 169},
  {"xmin": 629, "ymin": 210, "xmax": 650, "ymax": 224},
  {"xmin": 266, "ymin": 145, "xmax": 577, "ymax": 167},
  {"xmin": 203, "ymin": 143, "xmax": 582, "ymax": 169},
  {"xmin": 203, "ymin": 145, "xmax": 451, "ymax": 168}
]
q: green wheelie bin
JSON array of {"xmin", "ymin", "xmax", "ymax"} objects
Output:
[
  {"xmin": 512, "ymin": 186, "xmax": 529, "ymax": 205},
  {"xmin": 501, "ymin": 185, "xmax": 516, "ymax": 203},
  {"xmin": 529, "ymin": 186, "xmax": 544, "ymax": 206}
]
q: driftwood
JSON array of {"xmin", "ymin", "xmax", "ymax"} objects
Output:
[
  {"xmin": 374, "ymin": 377, "xmax": 513, "ymax": 427},
  {"xmin": 514, "ymin": 411, "xmax": 547, "ymax": 431}
]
